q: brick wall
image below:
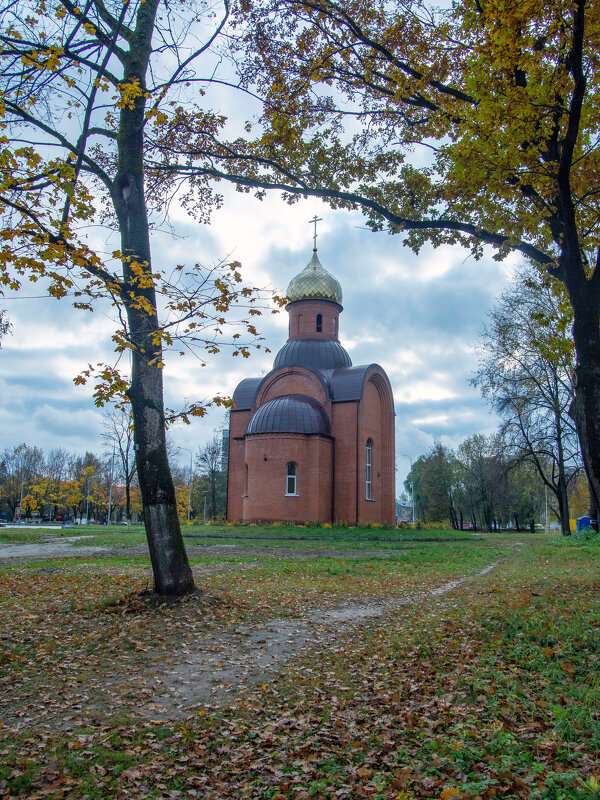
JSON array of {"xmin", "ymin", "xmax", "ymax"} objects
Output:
[
  {"xmin": 226, "ymin": 408, "xmax": 252, "ymax": 522},
  {"xmin": 287, "ymin": 299, "xmax": 341, "ymax": 341},
  {"xmin": 243, "ymin": 433, "xmax": 333, "ymax": 523},
  {"xmin": 257, "ymin": 367, "xmax": 330, "ymax": 410},
  {"xmin": 357, "ymin": 372, "xmax": 396, "ymax": 525},
  {"xmin": 331, "ymin": 400, "xmax": 359, "ymax": 524}
]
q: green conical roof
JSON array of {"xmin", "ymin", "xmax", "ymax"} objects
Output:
[{"xmin": 286, "ymin": 250, "xmax": 343, "ymax": 304}]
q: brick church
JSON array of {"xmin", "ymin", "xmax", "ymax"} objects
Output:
[{"xmin": 226, "ymin": 240, "xmax": 395, "ymax": 525}]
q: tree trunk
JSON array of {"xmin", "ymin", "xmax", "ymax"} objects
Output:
[
  {"xmin": 211, "ymin": 472, "xmax": 217, "ymax": 521},
  {"xmin": 553, "ymin": 396, "xmax": 571, "ymax": 535},
  {"xmin": 564, "ymin": 248, "xmax": 600, "ymax": 522},
  {"xmin": 570, "ymin": 357, "xmax": 600, "ymax": 521},
  {"xmin": 483, "ymin": 506, "xmax": 492, "ymax": 531},
  {"xmin": 126, "ymin": 329, "xmax": 194, "ymax": 595},
  {"xmin": 586, "ymin": 476, "xmax": 598, "ymax": 529},
  {"xmin": 447, "ymin": 496, "xmax": 458, "ymax": 529},
  {"xmin": 125, "ymin": 480, "xmax": 132, "ymax": 532},
  {"xmin": 556, "ymin": 475, "xmax": 571, "ymax": 536},
  {"xmin": 110, "ymin": 0, "xmax": 195, "ymax": 596}
]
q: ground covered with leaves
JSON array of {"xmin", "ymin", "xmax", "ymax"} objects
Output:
[{"xmin": 0, "ymin": 531, "xmax": 598, "ymax": 798}]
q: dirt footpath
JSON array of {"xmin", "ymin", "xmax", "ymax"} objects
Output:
[
  {"xmin": 124, "ymin": 562, "xmax": 502, "ymax": 722},
  {"xmin": 0, "ymin": 537, "xmax": 108, "ymax": 560}
]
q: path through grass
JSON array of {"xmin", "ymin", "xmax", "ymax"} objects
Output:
[{"xmin": 0, "ymin": 533, "xmax": 598, "ymax": 798}]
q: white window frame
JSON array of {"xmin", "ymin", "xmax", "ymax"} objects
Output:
[
  {"xmin": 286, "ymin": 462, "xmax": 298, "ymax": 496},
  {"xmin": 366, "ymin": 439, "xmax": 373, "ymax": 500}
]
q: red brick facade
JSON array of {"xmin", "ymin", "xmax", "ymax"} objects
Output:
[{"xmin": 227, "ymin": 252, "xmax": 395, "ymax": 525}]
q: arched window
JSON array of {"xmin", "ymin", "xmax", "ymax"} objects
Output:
[
  {"xmin": 365, "ymin": 439, "xmax": 373, "ymax": 500},
  {"xmin": 286, "ymin": 462, "xmax": 298, "ymax": 496},
  {"xmin": 316, "ymin": 313, "xmax": 322, "ymax": 332}
]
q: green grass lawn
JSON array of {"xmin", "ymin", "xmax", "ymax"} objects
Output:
[
  {"xmin": 0, "ymin": 533, "xmax": 598, "ymax": 798},
  {"xmin": 0, "ymin": 529, "xmax": 52, "ymax": 544},
  {"xmin": 181, "ymin": 522, "xmax": 469, "ymax": 539},
  {"xmin": 1, "ymin": 521, "xmax": 491, "ymax": 552}
]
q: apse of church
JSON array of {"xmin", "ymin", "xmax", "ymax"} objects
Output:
[{"xmin": 227, "ymin": 233, "xmax": 395, "ymax": 525}]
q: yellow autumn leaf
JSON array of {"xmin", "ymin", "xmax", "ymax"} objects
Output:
[{"xmin": 440, "ymin": 789, "xmax": 461, "ymax": 800}]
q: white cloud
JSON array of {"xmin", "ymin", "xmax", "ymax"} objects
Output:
[
  {"xmin": 0, "ymin": 185, "xmax": 508, "ymax": 488},
  {"xmin": 410, "ymin": 412, "xmax": 452, "ymax": 428},
  {"xmin": 396, "ymin": 380, "xmax": 458, "ymax": 404}
]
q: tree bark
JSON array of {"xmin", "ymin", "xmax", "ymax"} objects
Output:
[
  {"xmin": 110, "ymin": 0, "xmax": 195, "ymax": 596},
  {"xmin": 125, "ymin": 479, "xmax": 132, "ymax": 532},
  {"xmin": 565, "ymin": 259, "xmax": 600, "ymax": 527},
  {"xmin": 586, "ymin": 477, "xmax": 598, "ymax": 529},
  {"xmin": 556, "ymin": 474, "xmax": 570, "ymax": 536}
]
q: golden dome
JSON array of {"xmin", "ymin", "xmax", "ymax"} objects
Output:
[{"xmin": 286, "ymin": 251, "xmax": 343, "ymax": 305}]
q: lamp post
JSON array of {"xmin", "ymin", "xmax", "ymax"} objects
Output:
[{"xmin": 177, "ymin": 447, "xmax": 193, "ymax": 522}]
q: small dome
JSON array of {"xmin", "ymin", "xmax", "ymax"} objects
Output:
[
  {"xmin": 274, "ymin": 338, "xmax": 352, "ymax": 371},
  {"xmin": 246, "ymin": 394, "xmax": 331, "ymax": 436},
  {"xmin": 286, "ymin": 251, "xmax": 343, "ymax": 305}
]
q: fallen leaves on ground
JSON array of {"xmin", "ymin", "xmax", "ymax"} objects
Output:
[{"xmin": 0, "ymin": 540, "xmax": 598, "ymax": 798}]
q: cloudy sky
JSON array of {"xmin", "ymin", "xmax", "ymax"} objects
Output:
[{"xmin": 0, "ymin": 183, "xmax": 515, "ymax": 493}]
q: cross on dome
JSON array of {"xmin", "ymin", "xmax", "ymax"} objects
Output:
[
  {"xmin": 286, "ymin": 226, "xmax": 343, "ymax": 305},
  {"xmin": 309, "ymin": 214, "xmax": 322, "ymax": 252}
]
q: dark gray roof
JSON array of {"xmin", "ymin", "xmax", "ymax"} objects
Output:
[
  {"xmin": 274, "ymin": 338, "xmax": 352, "ymax": 371},
  {"xmin": 246, "ymin": 394, "xmax": 331, "ymax": 436},
  {"xmin": 232, "ymin": 358, "xmax": 390, "ymax": 417},
  {"xmin": 232, "ymin": 377, "xmax": 262, "ymax": 410},
  {"xmin": 329, "ymin": 365, "xmax": 382, "ymax": 402}
]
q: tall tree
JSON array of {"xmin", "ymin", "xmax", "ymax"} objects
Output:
[
  {"xmin": 405, "ymin": 456, "xmax": 426, "ymax": 523},
  {"xmin": 102, "ymin": 408, "xmax": 137, "ymax": 530},
  {"xmin": 473, "ymin": 266, "xmax": 581, "ymax": 534},
  {"xmin": 71, "ymin": 451, "xmax": 103, "ymax": 522},
  {"xmin": 408, "ymin": 442, "xmax": 461, "ymax": 528},
  {"xmin": 195, "ymin": 435, "xmax": 227, "ymax": 520},
  {"xmin": 459, "ymin": 434, "xmax": 509, "ymax": 531},
  {"xmin": 180, "ymin": 0, "xmax": 600, "ymax": 511},
  {"xmin": 0, "ymin": 443, "xmax": 44, "ymax": 519},
  {"xmin": 45, "ymin": 448, "xmax": 70, "ymax": 521},
  {"xmin": 408, "ymin": 436, "xmax": 548, "ymax": 530},
  {"xmin": 0, "ymin": 0, "xmax": 272, "ymax": 594}
]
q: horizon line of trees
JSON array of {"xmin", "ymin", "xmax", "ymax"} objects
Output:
[
  {"xmin": 405, "ymin": 436, "xmax": 589, "ymax": 534},
  {"xmin": 405, "ymin": 266, "xmax": 590, "ymax": 535},
  {"xmin": 0, "ymin": 430, "xmax": 228, "ymax": 527}
]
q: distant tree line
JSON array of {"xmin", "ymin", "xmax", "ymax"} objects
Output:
[
  {"xmin": 0, "ymin": 421, "xmax": 228, "ymax": 526},
  {"xmin": 405, "ymin": 437, "xmax": 588, "ymax": 534},
  {"xmin": 0, "ymin": 443, "xmax": 140, "ymax": 525},
  {"xmin": 406, "ymin": 267, "xmax": 589, "ymax": 534}
]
